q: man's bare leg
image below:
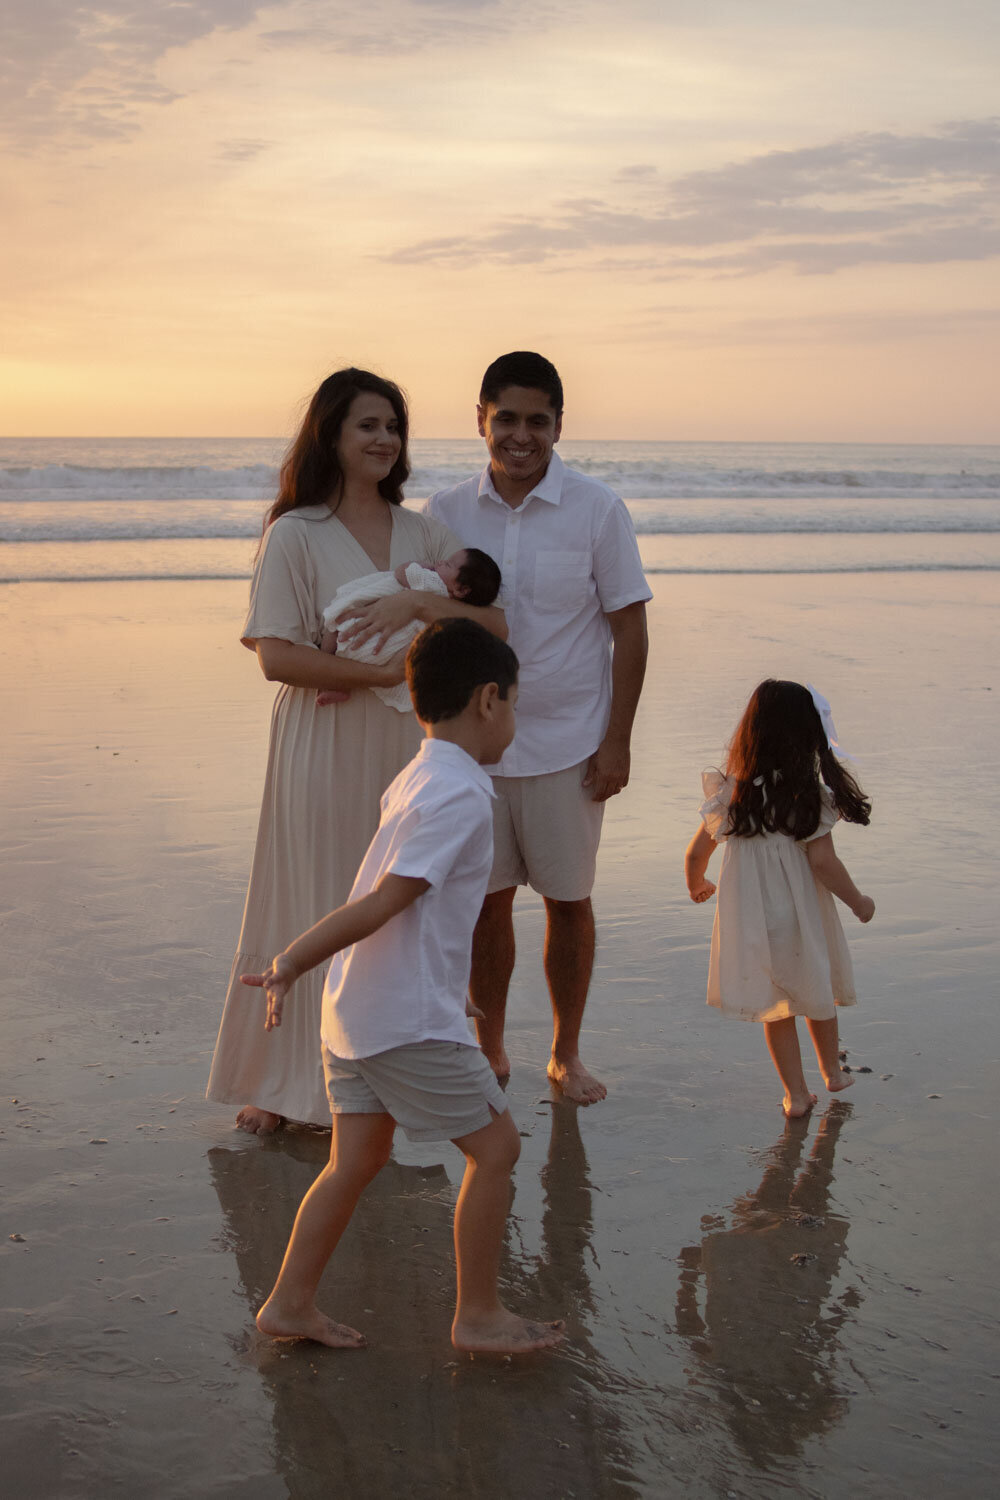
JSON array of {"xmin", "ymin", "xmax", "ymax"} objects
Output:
[
  {"xmin": 469, "ymin": 887, "xmax": 517, "ymax": 1084},
  {"xmin": 543, "ymin": 896, "xmax": 606, "ymax": 1105},
  {"xmin": 451, "ymin": 1109, "xmax": 564, "ymax": 1353},
  {"xmin": 256, "ymin": 1112, "xmax": 396, "ymax": 1348}
]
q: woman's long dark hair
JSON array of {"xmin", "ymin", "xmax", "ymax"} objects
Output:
[
  {"xmin": 263, "ymin": 368, "xmax": 410, "ymax": 532},
  {"xmin": 725, "ymin": 679, "xmax": 871, "ymax": 840}
]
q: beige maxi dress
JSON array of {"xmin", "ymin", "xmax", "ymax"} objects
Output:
[
  {"xmin": 699, "ymin": 771, "xmax": 858, "ymax": 1025},
  {"xmin": 207, "ymin": 502, "xmax": 461, "ymax": 1124}
]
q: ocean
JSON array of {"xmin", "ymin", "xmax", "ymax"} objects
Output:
[{"xmin": 2, "ymin": 436, "xmax": 998, "ymax": 581}]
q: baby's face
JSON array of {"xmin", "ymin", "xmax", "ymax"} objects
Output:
[{"xmin": 431, "ymin": 550, "xmax": 469, "ymax": 597}]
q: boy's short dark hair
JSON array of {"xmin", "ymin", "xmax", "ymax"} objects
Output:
[
  {"xmin": 406, "ymin": 619, "xmax": 518, "ymax": 723},
  {"xmin": 454, "ymin": 548, "xmax": 501, "ymax": 607},
  {"xmin": 479, "ymin": 352, "xmax": 563, "ymax": 417}
]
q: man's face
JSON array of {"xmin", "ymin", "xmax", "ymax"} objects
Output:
[{"xmin": 477, "ymin": 385, "xmax": 562, "ymax": 492}]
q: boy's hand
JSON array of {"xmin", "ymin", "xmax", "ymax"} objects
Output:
[
  {"xmin": 688, "ymin": 879, "xmax": 717, "ymax": 904},
  {"xmin": 241, "ymin": 954, "xmax": 298, "ymax": 1031},
  {"xmin": 465, "ymin": 997, "xmax": 485, "ymax": 1020},
  {"xmin": 854, "ymin": 895, "xmax": 876, "ymax": 923}
]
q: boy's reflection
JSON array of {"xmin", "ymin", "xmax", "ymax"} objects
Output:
[
  {"xmin": 675, "ymin": 1103, "xmax": 861, "ymax": 1468},
  {"xmin": 207, "ymin": 1101, "xmax": 637, "ymax": 1497}
]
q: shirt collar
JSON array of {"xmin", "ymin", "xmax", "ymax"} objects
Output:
[
  {"xmin": 476, "ymin": 449, "xmax": 565, "ymax": 511},
  {"xmin": 416, "ymin": 737, "xmax": 496, "ymax": 796}
]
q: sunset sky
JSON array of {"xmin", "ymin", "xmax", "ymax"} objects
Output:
[{"xmin": 3, "ymin": 0, "xmax": 998, "ymax": 440}]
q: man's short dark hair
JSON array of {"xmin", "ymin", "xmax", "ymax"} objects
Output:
[
  {"xmin": 479, "ymin": 352, "xmax": 563, "ymax": 417},
  {"xmin": 454, "ymin": 548, "xmax": 501, "ymax": 607},
  {"xmin": 406, "ymin": 619, "xmax": 518, "ymax": 723}
]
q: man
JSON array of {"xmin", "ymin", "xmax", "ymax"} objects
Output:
[{"xmin": 427, "ymin": 352, "xmax": 650, "ymax": 1105}]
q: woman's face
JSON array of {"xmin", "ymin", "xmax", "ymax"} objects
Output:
[{"xmin": 335, "ymin": 393, "xmax": 402, "ymax": 485}]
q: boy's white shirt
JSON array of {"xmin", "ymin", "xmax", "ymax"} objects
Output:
[{"xmin": 320, "ymin": 738, "xmax": 496, "ymax": 1059}]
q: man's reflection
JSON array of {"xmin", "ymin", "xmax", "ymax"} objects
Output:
[{"xmin": 675, "ymin": 1103, "xmax": 861, "ymax": 1467}]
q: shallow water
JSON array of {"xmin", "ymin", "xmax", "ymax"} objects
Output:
[{"xmin": 2, "ymin": 575, "xmax": 997, "ymax": 1497}]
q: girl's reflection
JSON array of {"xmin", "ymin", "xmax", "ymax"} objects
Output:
[{"xmin": 675, "ymin": 1103, "xmax": 861, "ymax": 1467}]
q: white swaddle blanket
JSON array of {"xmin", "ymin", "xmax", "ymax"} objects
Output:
[{"xmin": 321, "ymin": 563, "xmax": 447, "ymax": 713}]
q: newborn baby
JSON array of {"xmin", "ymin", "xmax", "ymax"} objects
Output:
[{"xmin": 320, "ymin": 548, "xmax": 501, "ymax": 713}]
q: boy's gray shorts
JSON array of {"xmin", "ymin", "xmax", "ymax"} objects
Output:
[{"xmin": 322, "ymin": 1040, "xmax": 510, "ymax": 1142}]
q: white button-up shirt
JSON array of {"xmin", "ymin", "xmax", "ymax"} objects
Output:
[
  {"xmin": 320, "ymin": 739, "xmax": 495, "ymax": 1059},
  {"xmin": 427, "ymin": 451, "xmax": 651, "ymax": 777}
]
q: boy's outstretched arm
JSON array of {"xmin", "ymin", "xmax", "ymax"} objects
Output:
[
  {"xmin": 241, "ymin": 873, "xmax": 430, "ymax": 1030},
  {"xmin": 805, "ymin": 834, "xmax": 875, "ymax": 922},
  {"xmin": 685, "ymin": 825, "xmax": 717, "ymax": 903}
]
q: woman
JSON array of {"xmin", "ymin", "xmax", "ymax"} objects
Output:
[{"xmin": 207, "ymin": 369, "xmax": 505, "ymax": 1132}]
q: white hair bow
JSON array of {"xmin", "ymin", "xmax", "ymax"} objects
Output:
[{"xmin": 806, "ymin": 683, "xmax": 854, "ymax": 760}]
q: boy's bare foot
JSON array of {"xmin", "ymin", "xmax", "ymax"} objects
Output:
[
  {"xmin": 236, "ymin": 1106, "xmax": 282, "ymax": 1135},
  {"xmin": 452, "ymin": 1309, "xmax": 565, "ymax": 1354},
  {"xmin": 782, "ymin": 1091, "xmax": 817, "ymax": 1119},
  {"xmin": 825, "ymin": 1070, "xmax": 856, "ymax": 1095},
  {"xmin": 256, "ymin": 1301, "xmax": 365, "ymax": 1349},
  {"xmin": 548, "ymin": 1057, "xmax": 606, "ymax": 1105}
]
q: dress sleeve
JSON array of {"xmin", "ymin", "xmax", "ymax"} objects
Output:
[
  {"xmin": 241, "ymin": 518, "xmax": 319, "ymax": 649},
  {"xmin": 698, "ymin": 769, "xmax": 732, "ymax": 842},
  {"xmin": 799, "ymin": 784, "xmax": 841, "ymax": 842}
]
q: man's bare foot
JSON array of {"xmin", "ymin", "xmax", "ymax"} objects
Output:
[
  {"xmin": 548, "ymin": 1057, "xmax": 606, "ymax": 1105},
  {"xmin": 824, "ymin": 1070, "xmax": 856, "ymax": 1095},
  {"xmin": 256, "ymin": 1300, "xmax": 365, "ymax": 1349},
  {"xmin": 452, "ymin": 1309, "xmax": 565, "ymax": 1354},
  {"xmin": 782, "ymin": 1091, "xmax": 818, "ymax": 1119},
  {"xmin": 236, "ymin": 1106, "xmax": 282, "ymax": 1135}
]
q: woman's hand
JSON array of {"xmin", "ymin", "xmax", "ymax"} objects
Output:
[
  {"xmin": 335, "ymin": 593, "xmax": 420, "ymax": 653},
  {"xmin": 240, "ymin": 953, "xmax": 298, "ymax": 1031}
]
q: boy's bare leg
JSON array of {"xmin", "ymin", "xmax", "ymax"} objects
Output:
[
  {"xmin": 543, "ymin": 896, "xmax": 606, "ymax": 1105},
  {"xmin": 450, "ymin": 1109, "xmax": 564, "ymax": 1353},
  {"xmin": 763, "ymin": 1018, "xmax": 817, "ymax": 1118},
  {"xmin": 806, "ymin": 1016, "xmax": 855, "ymax": 1094},
  {"xmin": 257, "ymin": 1113, "xmax": 396, "ymax": 1348},
  {"xmin": 469, "ymin": 887, "xmax": 517, "ymax": 1085}
]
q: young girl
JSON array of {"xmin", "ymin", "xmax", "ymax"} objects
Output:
[{"xmin": 685, "ymin": 680, "xmax": 875, "ymax": 1117}]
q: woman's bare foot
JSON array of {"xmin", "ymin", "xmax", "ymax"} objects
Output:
[
  {"xmin": 452, "ymin": 1309, "xmax": 565, "ymax": 1354},
  {"xmin": 548, "ymin": 1057, "xmax": 606, "ymax": 1105},
  {"xmin": 782, "ymin": 1091, "xmax": 818, "ymax": 1119},
  {"xmin": 236, "ymin": 1106, "xmax": 282, "ymax": 1135},
  {"xmin": 256, "ymin": 1299, "xmax": 365, "ymax": 1349},
  {"xmin": 824, "ymin": 1070, "xmax": 856, "ymax": 1095}
]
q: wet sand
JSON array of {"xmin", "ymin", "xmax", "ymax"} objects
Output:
[{"xmin": 2, "ymin": 573, "xmax": 998, "ymax": 1498}]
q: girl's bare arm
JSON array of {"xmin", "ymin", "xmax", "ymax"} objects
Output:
[
  {"xmin": 805, "ymin": 834, "xmax": 875, "ymax": 921},
  {"xmin": 685, "ymin": 825, "xmax": 718, "ymax": 903}
]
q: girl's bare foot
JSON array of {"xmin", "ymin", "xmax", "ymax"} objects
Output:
[
  {"xmin": 256, "ymin": 1300, "xmax": 365, "ymax": 1349},
  {"xmin": 452, "ymin": 1309, "xmax": 565, "ymax": 1354},
  {"xmin": 782, "ymin": 1091, "xmax": 817, "ymax": 1119},
  {"xmin": 236, "ymin": 1106, "xmax": 283, "ymax": 1134},
  {"xmin": 825, "ymin": 1070, "xmax": 856, "ymax": 1095}
]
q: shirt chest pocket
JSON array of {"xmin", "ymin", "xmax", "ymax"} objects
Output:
[{"xmin": 532, "ymin": 549, "xmax": 593, "ymax": 613}]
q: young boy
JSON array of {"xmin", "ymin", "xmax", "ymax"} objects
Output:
[{"xmin": 241, "ymin": 618, "xmax": 564, "ymax": 1355}]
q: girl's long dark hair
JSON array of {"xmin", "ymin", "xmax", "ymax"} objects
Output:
[
  {"xmin": 725, "ymin": 680, "xmax": 871, "ymax": 840},
  {"xmin": 263, "ymin": 368, "xmax": 410, "ymax": 532}
]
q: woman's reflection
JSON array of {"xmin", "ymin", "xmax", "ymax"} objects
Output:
[{"xmin": 675, "ymin": 1103, "xmax": 861, "ymax": 1468}]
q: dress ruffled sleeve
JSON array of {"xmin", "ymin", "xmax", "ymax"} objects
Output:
[
  {"xmin": 698, "ymin": 769, "xmax": 733, "ymax": 842},
  {"xmin": 799, "ymin": 783, "xmax": 841, "ymax": 842},
  {"xmin": 241, "ymin": 517, "xmax": 319, "ymax": 649}
]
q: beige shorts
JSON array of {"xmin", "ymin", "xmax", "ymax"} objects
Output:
[
  {"xmin": 488, "ymin": 758, "xmax": 605, "ymax": 901},
  {"xmin": 322, "ymin": 1040, "xmax": 510, "ymax": 1142}
]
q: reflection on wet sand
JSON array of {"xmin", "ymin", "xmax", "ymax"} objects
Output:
[
  {"xmin": 208, "ymin": 1106, "xmax": 641, "ymax": 1498},
  {"xmin": 675, "ymin": 1103, "xmax": 861, "ymax": 1470}
]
